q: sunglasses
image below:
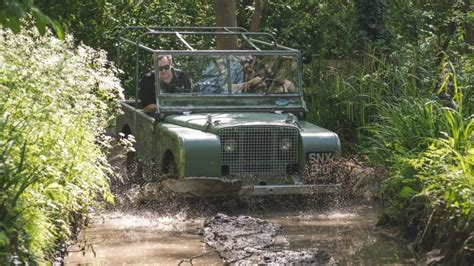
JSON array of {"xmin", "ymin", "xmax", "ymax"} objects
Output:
[
  {"xmin": 240, "ymin": 59, "xmax": 254, "ymax": 65},
  {"xmin": 159, "ymin": 65, "xmax": 171, "ymax": 71}
]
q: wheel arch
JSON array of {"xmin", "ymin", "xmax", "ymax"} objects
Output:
[
  {"xmin": 121, "ymin": 124, "xmax": 132, "ymax": 137},
  {"xmin": 161, "ymin": 149, "xmax": 177, "ymax": 175},
  {"xmin": 156, "ymin": 123, "xmax": 221, "ymax": 178}
]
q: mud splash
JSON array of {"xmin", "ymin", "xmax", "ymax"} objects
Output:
[{"xmin": 65, "ymin": 139, "xmax": 415, "ymax": 264}]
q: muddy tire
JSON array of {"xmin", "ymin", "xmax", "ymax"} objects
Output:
[
  {"xmin": 161, "ymin": 151, "xmax": 178, "ymax": 179},
  {"xmin": 126, "ymin": 151, "xmax": 144, "ymax": 184}
]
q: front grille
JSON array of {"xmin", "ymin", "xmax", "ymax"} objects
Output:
[{"xmin": 219, "ymin": 125, "xmax": 299, "ymax": 175}]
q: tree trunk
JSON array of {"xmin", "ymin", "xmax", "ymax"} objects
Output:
[
  {"xmin": 213, "ymin": 0, "xmax": 238, "ymax": 49},
  {"xmin": 249, "ymin": 0, "xmax": 262, "ymax": 32},
  {"xmin": 464, "ymin": 0, "xmax": 474, "ymax": 46}
]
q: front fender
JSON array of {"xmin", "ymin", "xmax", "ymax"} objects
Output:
[
  {"xmin": 299, "ymin": 121, "xmax": 341, "ymax": 168},
  {"xmin": 157, "ymin": 123, "xmax": 221, "ymax": 177}
]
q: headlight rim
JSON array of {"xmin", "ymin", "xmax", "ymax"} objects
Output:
[
  {"xmin": 280, "ymin": 138, "xmax": 292, "ymax": 151},
  {"xmin": 223, "ymin": 139, "xmax": 237, "ymax": 153}
]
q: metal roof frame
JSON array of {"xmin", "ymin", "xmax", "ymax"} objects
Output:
[{"xmin": 116, "ymin": 26, "xmax": 303, "ymax": 114}]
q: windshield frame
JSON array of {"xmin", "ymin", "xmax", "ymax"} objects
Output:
[{"xmin": 153, "ymin": 51, "xmax": 303, "ymax": 113}]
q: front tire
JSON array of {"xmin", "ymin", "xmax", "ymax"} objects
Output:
[
  {"xmin": 161, "ymin": 150, "xmax": 178, "ymax": 178},
  {"xmin": 126, "ymin": 150, "xmax": 144, "ymax": 184}
]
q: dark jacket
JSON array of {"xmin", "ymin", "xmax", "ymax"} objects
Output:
[{"xmin": 138, "ymin": 68, "xmax": 192, "ymax": 108}]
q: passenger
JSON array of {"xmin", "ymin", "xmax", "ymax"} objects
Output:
[
  {"xmin": 199, "ymin": 56, "xmax": 243, "ymax": 93},
  {"xmin": 233, "ymin": 55, "xmax": 263, "ymax": 93},
  {"xmin": 255, "ymin": 56, "xmax": 295, "ymax": 93},
  {"xmin": 139, "ymin": 55, "xmax": 192, "ymax": 113},
  {"xmin": 199, "ymin": 56, "xmax": 262, "ymax": 94}
]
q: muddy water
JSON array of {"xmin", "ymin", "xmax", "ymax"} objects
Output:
[
  {"xmin": 65, "ymin": 202, "xmax": 415, "ymax": 265},
  {"xmin": 65, "ymin": 211, "xmax": 222, "ymax": 265},
  {"xmin": 261, "ymin": 204, "xmax": 415, "ymax": 265}
]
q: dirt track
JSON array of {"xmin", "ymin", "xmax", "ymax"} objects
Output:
[{"xmin": 64, "ymin": 197, "xmax": 415, "ymax": 265}]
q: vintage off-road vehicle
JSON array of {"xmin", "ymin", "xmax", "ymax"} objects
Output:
[{"xmin": 116, "ymin": 26, "xmax": 341, "ymax": 196}]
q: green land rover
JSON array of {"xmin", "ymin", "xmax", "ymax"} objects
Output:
[{"xmin": 116, "ymin": 27, "xmax": 341, "ymax": 196}]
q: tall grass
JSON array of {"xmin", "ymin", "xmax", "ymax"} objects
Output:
[
  {"xmin": 304, "ymin": 39, "xmax": 472, "ymax": 261},
  {"xmin": 364, "ymin": 98, "xmax": 441, "ymax": 160},
  {"xmin": 363, "ymin": 54, "xmax": 472, "ymax": 261},
  {"xmin": 304, "ymin": 44, "xmax": 437, "ymax": 146}
]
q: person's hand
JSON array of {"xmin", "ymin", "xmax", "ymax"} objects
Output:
[
  {"xmin": 143, "ymin": 104, "xmax": 157, "ymax": 113},
  {"xmin": 248, "ymin": 76, "xmax": 263, "ymax": 86},
  {"xmin": 282, "ymin": 80, "xmax": 295, "ymax": 93}
]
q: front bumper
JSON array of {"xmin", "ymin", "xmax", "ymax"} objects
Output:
[
  {"xmin": 239, "ymin": 184, "xmax": 340, "ymax": 196},
  {"xmin": 161, "ymin": 177, "xmax": 341, "ymax": 197}
]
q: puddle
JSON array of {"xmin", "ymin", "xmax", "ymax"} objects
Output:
[
  {"xmin": 65, "ymin": 203, "xmax": 415, "ymax": 265},
  {"xmin": 262, "ymin": 204, "xmax": 415, "ymax": 265},
  {"xmin": 64, "ymin": 211, "xmax": 222, "ymax": 265}
]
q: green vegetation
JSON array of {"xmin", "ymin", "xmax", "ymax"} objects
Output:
[
  {"xmin": 0, "ymin": 0, "xmax": 63, "ymax": 37},
  {"xmin": 366, "ymin": 66, "xmax": 473, "ymax": 262},
  {"xmin": 0, "ymin": 0, "xmax": 472, "ymax": 263},
  {"xmin": 0, "ymin": 26, "xmax": 123, "ymax": 262},
  {"xmin": 298, "ymin": 1, "xmax": 473, "ymax": 262}
]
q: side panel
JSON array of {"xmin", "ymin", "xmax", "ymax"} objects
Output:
[
  {"xmin": 135, "ymin": 110, "xmax": 155, "ymax": 160},
  {"xmin": 156, "ymin": 123, "xmax": 221, "ymax": 177},
  {"xmin": 116, "ymin": 101, "xmax": 157, "ymax": 162}
]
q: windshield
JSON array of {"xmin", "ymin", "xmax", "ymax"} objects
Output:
[{"xmin": 153, "ymin": 53, "xmax": 300, "ymax": 95}]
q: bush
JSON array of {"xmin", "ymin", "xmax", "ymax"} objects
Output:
[{"xmin": 0, "ymin": 26, "xmax": 123, "ymax": 263}]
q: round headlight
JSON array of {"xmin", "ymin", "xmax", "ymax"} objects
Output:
[
  {"xmin": 224, "ymin": 139, "xmax": 237, "ymax": 152},
  {"xmin": 280, "ymin": 138, "xmax": 292, "ymax": 151}
]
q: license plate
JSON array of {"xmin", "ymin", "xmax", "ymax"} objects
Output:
[{"xmin": 306, "ymin": 152, "xmax": 335, "ymax": 176}]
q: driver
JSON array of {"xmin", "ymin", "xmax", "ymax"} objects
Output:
[{"xmin": 139, "ymin": 55, "xmax": 192, "ymax": 113}]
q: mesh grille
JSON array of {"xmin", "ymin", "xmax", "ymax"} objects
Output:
[{"xmin": 219, "ymin": 125, "xmax": 299, "ymax": 175}]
